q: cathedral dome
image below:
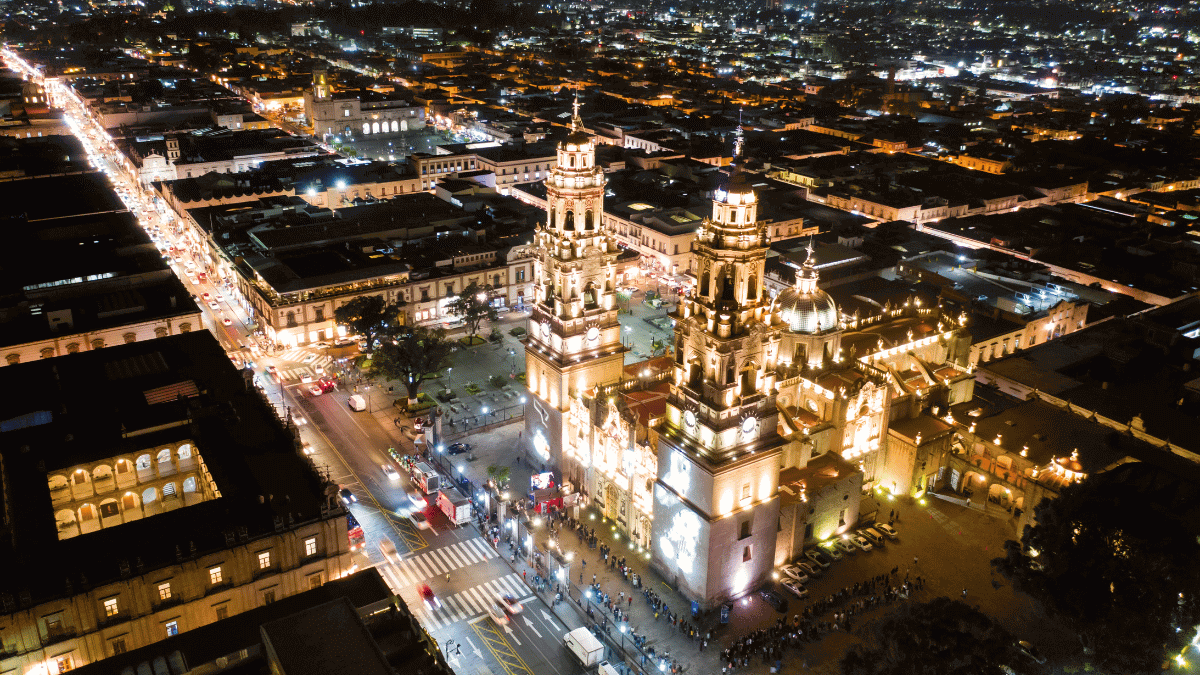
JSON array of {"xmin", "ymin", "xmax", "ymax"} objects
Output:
[
  {"xmin": 776, "ymin": 242, "xmax": 839, "ymax": 334},
  {"xmin": 777, "ymin": 285, "xmax": 839, "ymax": 334}
]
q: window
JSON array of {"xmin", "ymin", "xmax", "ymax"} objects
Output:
[
  {"xmin": 309, "ymin": 574, "xmax": 323, "ymax": 589},
  {"xmin": 304, "ymin": 537, "xmax": 318, "ymax": 556},
  {"xmin": 111, "ymin": 638, "xmax": 127, "ymax": 655},
  {"xmin": 343, "ymin": 109, "xmax": 349, "ymax": 117},
  {"xmin": 215, "ymin": 606, "xmax": 228, "ymax": 621},
  {"xmin": 445, "ymin": 283, "xmax": 454, "ymax": 296},
  {"xmin": 103, "ymin": 597, "xmax": 119, "ymax": 617},
  {"xmin": 165, "ymin": 621, "xmax": 178, "ymax": 636},
  {"xmin": 56, "ymin": 655, "xmax": 73, "ymax": 673},
  {"xmin": 741, "ymin": 483, "xmax": 750, "ymax": 500},
  {"xmin": 209, "ymin": 567, "xmax": 223, "ymax": 585},
  {"xmin": 158, "ymin": 582, "xmax": 172, "ymax": 601},
  {"xmin": 516, "ymin": 269, "xmax": 525, "ymax": 282},
  {"xmin": 258, "ymin": 551, "xmax": 271, "ymax": 570},
  {"xmin": 739, "ymin": 520, "xmax": 751, "ymax": 540},
  {"xmin": 263, "ymin": 590, "xmax": 276, "ymax": 604},
  {"xmin": 315, "ymin": 307, "xmax": 325, "ymax": 322},
  {"xmin": 742, "ymin": 546, "xmax": 752, "ymax": 562}
]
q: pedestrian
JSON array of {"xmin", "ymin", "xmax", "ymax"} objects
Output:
[
  {"xmin": 579, "ymin": 572, "xmax": 583, "ymax": 583},
  {"xmin": 523, "ymin": 571, "xmax": 527, "ymax": 581},
  {"xmin": 962, "ymin": 587, "xmax": 968, "ymax": 598},
  {"xmin": 913, "ymin": 556, "xmax": 918, "ymax": 566}
]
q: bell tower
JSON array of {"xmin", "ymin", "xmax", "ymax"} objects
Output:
[
  {"xmin": 650, "ymin": 118, "xmax": 788, "ymax": 608},
  {"xmin": 524, "ymin": 90, "xmax": 625, "ymax": 481}
]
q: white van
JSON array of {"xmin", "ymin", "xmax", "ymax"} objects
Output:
[
  {"xmin": 348, "ymin": 394, "xmax": 367, "ymax": 411},
  {"xmin": 598, "ymin": 662, "xmax": 620, "ymax": 675}
]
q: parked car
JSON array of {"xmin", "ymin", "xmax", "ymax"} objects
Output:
[
  {"xmin": 804, "ymin": 550, "xmax": 832, "ymax": 568},
  {"xmin": 858, "ymin": 528, "xmax": 884, "ymax": 546},
  {"xmin": 780, "ymin": 564, "xmax": 809, "ymax": 583},
  {"xmin": 819, "ymin": 543, "xmax": 844, "ymax": 561},
  {"xmin": 759, "ymin": 589, "xmax": 788, "ymax": 613},
  {"xmin": 875, "ymin": 523, "xmax": 898, "ymax": 539},
  {"xmin": 834, "ymin": 538, "xmax": 857, "ymax": 555},
  {"xmin": 850, "ymin": 534, "xmax": 873, "ymax": 552},
  {"xmin": 780, "ymin": 579, "xmax": 809, "ymax": 599},
  {"xmin": 796, "ymin": 561, "xmax": 822, "ymax": 578}
]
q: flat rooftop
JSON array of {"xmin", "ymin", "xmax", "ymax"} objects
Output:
[{"xmin": 0, "ymin": 331, "xmax": 333, "ymax": 609}]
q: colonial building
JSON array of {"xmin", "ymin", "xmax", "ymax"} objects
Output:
[
  {"xmin": 303, "ymin": 66, "xmax": 425, "ymax": 142},
  {"xmin": 0, "ymin": 332, "xmax": 355, "ymax": 674}
]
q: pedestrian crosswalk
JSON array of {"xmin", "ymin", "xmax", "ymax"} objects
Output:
[
  {"xmin": 274, "ymin": 349, "xmax": 334, "ymax": 382},
  {"xmin": 385, "ymin": 538, "xmax": 498, "ymax": 586},
  {"xmin": 384, "ymin": 572, "xmax": 531, "ymax": 630}
]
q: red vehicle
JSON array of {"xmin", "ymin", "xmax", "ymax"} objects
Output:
[
  {"xmin": 347, "ymin": 511, "xmax": 365, "ymax": 552},
  {"xmin": 318, "ymin": 378, "xmax": 337, "ymax": 393}
]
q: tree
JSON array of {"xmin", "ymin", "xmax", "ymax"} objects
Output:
[
  {"xmin": 446, "ymin": 281, "xmax": 498, "ymax": 341},
  {"xmin": 993, "ymin": 463, "xmax": 1200, "ymax": 674},
  {"xmin": 333, "ymin": 295, "xmax": 396, "ymax": 353},
  {"xmin": 370, "ymin": 326, "xmax": 453, "ymax": 406},
  {"xmin": 486, "ymin": 465, "xmax": 511, "ymax": 490},
  {"xmin": 841, "ymin": 597, "xmax": 1014, "ymax": 675}
]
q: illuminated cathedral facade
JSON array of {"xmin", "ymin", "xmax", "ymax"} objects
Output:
[{"xmin": 525, "ymin": 107, "xmax": 978, "ymax": 609}]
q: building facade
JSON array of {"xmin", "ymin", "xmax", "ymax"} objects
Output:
[{"xmin": 304, "ymin": 66, "xmax": 426, "ymax": 142}]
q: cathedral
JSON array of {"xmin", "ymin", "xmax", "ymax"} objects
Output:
[{"xmin": 525, "ymin": 106, "xmax": 977, "ymax": 609}]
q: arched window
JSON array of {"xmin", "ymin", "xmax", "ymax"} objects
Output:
[
  {"xmin": 747, "ymin": 275, "xmax": 757, "ymax": 302},
  {"xmin": 372, "ymin": 121, "xmax": 380, "ymax": 134},
  {"xmin": 564, "ymin": 211, "xmax": 575, "ymax": 230},
  {"xmin": 700, "ymin": 270, "xmax": 710, "ymax": 297},
  {"xmin": 494, "ymin": 274, "xmax": 502, "ymax": 287},
  {"xmin": 548, "ymin": 207, "xmax": 555, "ymax": 227},
  {"xmin": 391, "ymin": 120, "xmax": 398, "ymax": 132},
  {"xmin": 362, "ymin": 122, "xmax": 370, "ymax": 135},
  {"xmin": 584, "ymin": 211, "xmax": 594, "ymax": 230},
  {"xmin": 583, "ymin": 283, "xmax": 597, "ymax": 308}
]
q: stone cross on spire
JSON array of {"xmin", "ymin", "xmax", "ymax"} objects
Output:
[{"xmin": 571, "ymin": 86, "xmax": 584, "ymax": 132}]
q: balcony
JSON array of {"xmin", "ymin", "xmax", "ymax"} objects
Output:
[{"xmin": 41, "ymin": 626, "xmax": 78, "ymax": 648}]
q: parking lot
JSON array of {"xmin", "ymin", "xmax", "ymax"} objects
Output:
[{"xmin": 715, "ymin": 495, "xmax": 1075, "ymax": 674}]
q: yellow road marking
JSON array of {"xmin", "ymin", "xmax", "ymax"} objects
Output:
[{"xmin": 469, "ymin": 616, "xmax": 535, "ymax": 675}]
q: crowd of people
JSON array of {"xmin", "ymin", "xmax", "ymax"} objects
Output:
[{"xmin": 718, "ymin": 568, "xmax": 927, "ymax": 673}]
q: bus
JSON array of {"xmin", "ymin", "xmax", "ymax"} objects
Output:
[{"xmin": 347, "ymin": 511, "xmax": 366, "ymax": 552}]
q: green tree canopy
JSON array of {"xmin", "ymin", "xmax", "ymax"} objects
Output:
[
  {"xmin": 446, "ymin": 281, "xmax": 498, "ymax": 339},
  {"xmin": 993, "ymin": 462, "xmax": 1200, "ymax": 674},
  {"xmin": 841, "ymin": 597, "xmax": 1014, "ymax": 675},
  {"xmin": 370, "ymin": 326, "xmax": 453, "ymax": 405},
  {"xmin": 333, "ymin": 295, "xmax": 397, "ymax": 353}
]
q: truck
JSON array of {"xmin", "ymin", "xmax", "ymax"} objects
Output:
[
  {"xmin": 564, "ymin": 627, "xmax": 603, "ymax": 667},
  {"xmin": 436, "ymin": 487, "xmax": 472, "ymax": 527},
  {"xmin": 347, "ymin": 394, "xmax": 367, "ymax": 411},
  {"xmin": 411, "ymin": 462, "xmax": 440, "ymax": 495}
]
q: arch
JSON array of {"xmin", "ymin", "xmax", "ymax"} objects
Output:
[
  {"xmin": 142, "ymin": 487, "xmax": 158, "ymax": 503},
  {"xmin": 582, "ymin": 282, "xmax": 598, "ymax": 309},
  {"xmin": 162, "ymin": 482, "xmax": 178, "ymax": 499},
  {"xmin": 66, "ymin": 342, "xmax": 80, "ymax": 353},
  {"xmin": 78, "ymin": 503, "xmax": 97, "ymax": 521},
  {"xmin": 40, "ymin": 347, "xmax": 55, "ymax": 359},
  {"xmin": 362, "ymin": 122, "xmax": 370, "ymax": 135},
  {"xmin": 564, "ymin": 211, "xmax": 575, "ymax": 230},
  {"xmin": 55, "ymin": 508, "xmax": 77, "ymax": 533},
  {"xmin": 547, "ymin": 207, "xmax": 555, "ymax": 228},
  {"xmin": 699, "ymin": 269, "xmax": 710, "ymax": 297},
  {"xmin": 739, "ymin": 360, "xmax": 759, "ymax": 396},
  {"xmin": 494, "ymin": 273, "xmax": 502, "ymax": 287},
  {"xmin": 805, "ymin": 398, "xmax": 819, "ymax": 413},
  {"xmin": 344, "ymin": 125, "xmax": 352, "ymax": 137},
  {"xmin": 123, "ymin": 332, "xmax": 137, "ymax": 344},
  {"xmin": 746, "ymin": 274, "xmax": 757, "ymax": 302},
  {"xmin": 183, "ymin": 476, "xmax": 198, "ymax": 493},
  {"xmin": 48, "ymin": 474, "xmax": 69, "ymax": 492},
  {"xmin": 987, "ymin": 483, "xmax": 1011, "ymax": 507},
  {"xmin": 687, "ymin": 356, "xmax": 703, "ymax": 388},
  {"xmin": 569, "ymin": 155, "xmax": 575, "ymax": 168},
  {"xmin": 155, "ymin": 327, "xmax": 168, "ymax": 339},
  {"xmin": 91, "ymin": 338, "xmax": 104, "ymax": 350},
  {"xmin": 121, "ymin": 491, "xmax": 139, "ymax": 511},
  {"xmin": 178, "ymin": 323, "xmax": 192, "ymax": 333},
  {"xmin": 177, "ymin": 444, "xmax": 193, "ymax": 460},
  {"xmin": 156, "ymin": 448, "xmax": 175, "ymax": 476},
  {"xmin": 98, "ymin": 498, "xmax": 121, "ymax": 520},
  {"xmin": 372, "ymin": 121, "xmax": 380, "ymax": 134},
  {"xmin": 391, "ymin": 120, "xmax": 398, "ymax": 132},
  {"xmin": 135, "ymin": 454, "xmax": 152, "ymax": 470},
  {"xmin": 401, "ymin": 119, "xmax": 408, "ymax": 132},
  {"xmin": 584, "ymin": 210, "xmax": 594, "ymax": 230},
  {"xmin": 5, "ymin": 353, "xmax": 19, "ymax": 365},
  {"xmin": 71, "ymin": 469, "xmax": 91, "ymax": 486}
]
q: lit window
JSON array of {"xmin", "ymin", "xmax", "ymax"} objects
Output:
[
  {"xmin": 158, "ymin": 582, "xmax": 171, "ymax": 600},
  {"xmin": 103, "ymin": 597, "xmax": 119, "ymax": 617},
  {"xmin": 165, "ymin": 620, "xmax": 178, "ymax": 636},
  {"xmin": 209, "ymin": 567, "xmax": 223, "ymax": 584},
  {"xmin": 258, "ymin": 551, "xmax": 271, "ymax": 569},
  {"xmin": 304, "ymin": 537, "xmax": 318, "ymax": 556}
]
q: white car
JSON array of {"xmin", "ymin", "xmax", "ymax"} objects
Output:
[
  {"xmin": 308, "ymin": 384, "xmax": 323, "ymax": 396},
  {"xmin": 488, "ymin": 602, "xmax": 509, "ymax": 625},
  {"xmin": 303, "ymin": 353, "xmax": 318, "ymax": 364},
  {"xmin": 382, "ymin": 464, "xmax": 400, "ymax": 481},
  {"xmin": 875, "ymin": 523, "xmax": 898, "ymax": 539},
  {"xmin": 208, "ymin": 301, "xmax": 220, "ymax": 310},
  {"xmin": 379, "ymin": 538, "xmax": 399, "ymax": 565},
  {"xmin": 850, "ymin": 534, "xmax": 873, "ymax": 552},
  {"xmin": 780, "ymin": 564, "xmax": 809, "ymax": 583},
  {"xmin": 780, "ymin": 578, "xmax": 809, "ymax": 599}
]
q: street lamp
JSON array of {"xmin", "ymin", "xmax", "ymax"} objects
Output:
[
  {"xmin": 447, "ymin": 367, "xmax": 453, "ymax": 393},
  {"xmin": 619, "ymin": 623, "xmax": 629, "ymax": 651}
]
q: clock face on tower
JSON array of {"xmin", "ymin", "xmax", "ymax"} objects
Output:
[
  {"xmin": 540, "ymin": 321, "xmax": 551, "ymax": 339},
  {"xmin": 741, "ymin": 415, "xmax": 758, "ymax": 436},
  {"xmin": 684, "ymin": 410, "xmax": 697, "ymax": 428},
  {"xmin": 586, "ymin": 326, "xmax": 599, "ymax": 342}
]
